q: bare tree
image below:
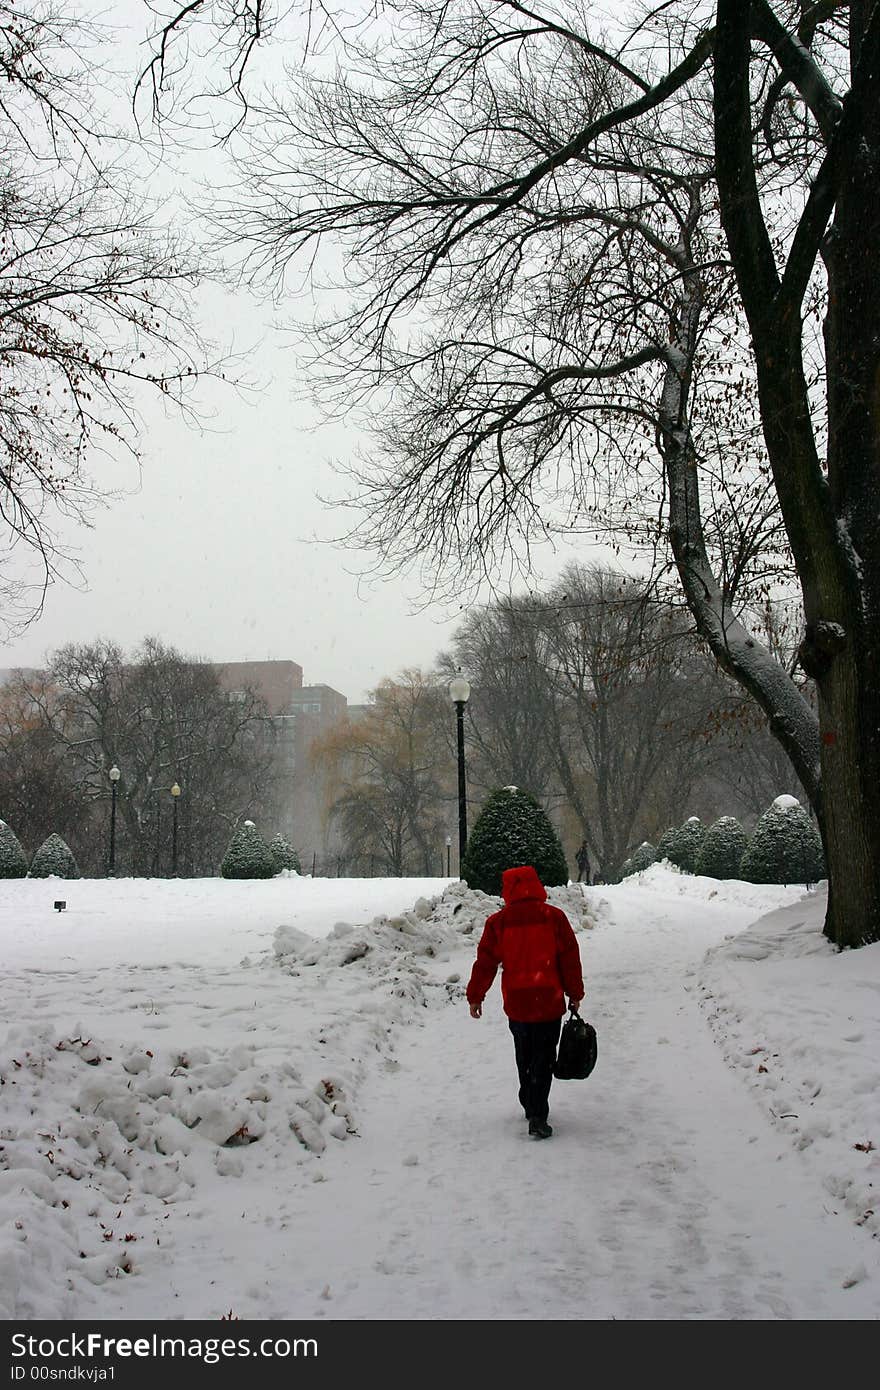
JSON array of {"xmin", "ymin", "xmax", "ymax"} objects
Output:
[
  {"xmin": 684, "ymin": 597, "xmax": 816, "ymax": 822},
  {"xmin": 441, "ymin": 566, "xmax": 783, "ymax": 875},
  {"xmin": 536, "ymin": 566, "xmax": 713, "ymax": 877},
  {"xmin": 0, "ymin": 671, "xmax": 90, "ymax": 857},
  {"xmin": 437, "ymin": 597, "xmax": 559, "ymax": 804},
  {"xmin": 0, "ymin": 3, "xmax": 216, "ymax": 633},
  {"xmin": 312, "ymin": 670, "xmax": 448, "ymax": 875},
  {"xmin": 180, "ymin": 4, "xmax": 815, "ymax": 780},
  {"xmin": 144, "ymin": 1, "xmax": 880, "ymax": 946},
  {"xmin": 2, "ymin": 638, "xmax": 276, "ymax": 874}
]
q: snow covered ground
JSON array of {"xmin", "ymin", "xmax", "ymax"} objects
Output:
[{"xmin": 0, "ymin": 865, "xmax": 878, "ymax": 1321}]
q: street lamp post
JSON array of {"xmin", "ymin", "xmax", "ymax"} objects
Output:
[
  {"xmin": 108, "ymin": 766, "xmax": 121, "ymax": 876},
  {"xmin": 170, "ymin": 782, "xmax": 181, "ymax": 877},
  {"xmin": 449, "ymin": 674, "xmax": 470, "ymax": 874},
  {"xmin": 445, "ymin": 834, "xmax": 452, "ymax": 877}
]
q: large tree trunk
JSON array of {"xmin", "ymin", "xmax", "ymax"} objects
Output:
[
  {"xmin": 657, "ymin": 183, "xmax": 821, "ymax": 823},
  {"xmin": 811, "ymin": 0, "xmax": 880, "ymax": 947},
  {"xmin": 712, "ymin": 0, "xmax": 880, "ymax": 946}
]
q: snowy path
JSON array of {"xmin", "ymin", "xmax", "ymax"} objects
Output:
[
  {"xmin": 234, "ymin": 890, "xmax": 877, "ymax": 1321},
  {"xmin": 55, "ymin": 879, "xmax": 878, "ymax": 1322}
]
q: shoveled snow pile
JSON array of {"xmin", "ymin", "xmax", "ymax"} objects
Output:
[
  {"xmin": 613, "ymin": 859, "xmax": 807, "ymax": 912},
  {"xmin": 273, "ymin": 878, "xmax": 593, "ymax": 975}
]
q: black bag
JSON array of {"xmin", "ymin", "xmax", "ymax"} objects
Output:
[{"xmin": 553, "ymin": 1009, "xmax": 598, "ymax": 1080}]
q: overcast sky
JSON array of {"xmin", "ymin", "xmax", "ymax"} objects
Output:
[
  {"xmin": 0, "ymin": 1, "xmax": 606, "ymax": 704},
  {"xmin": 0, "ymin": 282, "xmax": 475, "ymax": 703}
]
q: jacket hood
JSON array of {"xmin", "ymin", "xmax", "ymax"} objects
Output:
[{"xmin": 501, "ymin": 864, "xmax": 547, "ymax": 905}]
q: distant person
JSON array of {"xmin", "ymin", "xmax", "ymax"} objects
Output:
[
  {"xmin": 575, "ymin": 840, "xmax": 591, "ymax": 884},
  {"xmin": 466, "ymin": 864, "xmax": 584, "ymax": 1139}
]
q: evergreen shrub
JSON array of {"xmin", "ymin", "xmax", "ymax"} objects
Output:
[
  {"xmin": 655, "ymin": 827, "xmax": 679, "ymax": 864},
  {"xmin": 29, "ymin": 834, "xmax": 80, "ymax": 879},
  {"xmin": 740, "ymin": 796, "xmax": 825, "ymax": 885},
  {"xmin": 460, "ymin": 785, "xmax": 568, "ymax": 896},
  {"xmin": 666, "ymin": 817, "xmax": 705, "ymax": 874},
  {"xmin": 269, "ymin": 833, "xmax": 301, "ymax": 875},
  {"xmin": 627, "ymin": 841, "xmax": 657, "ymax": 875},
  {"xmin": 695, "ymin": 817, "xmax": 748, "ymax": 880},
  {"xmin": 0, "ymin": 820, "xmax": 28, "ymax": 879},
  {"xmin": 220, "ymin": 820, "xmax": 277, "ymax": 880}
]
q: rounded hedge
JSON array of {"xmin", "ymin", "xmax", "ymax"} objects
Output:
[
  {"xmin": 29, "ymin": 833, "xmax": 80, "ymax": 879},
  {"xmin": 220, "ymin": 820, "xmax": 277, "ymax": 880},
  {"xmin": 0, "ymin": 820, "xmax": 28, "ymax": 879},
  {"xmin": 460, "ymin": 785, "xmax": 568, "ymax": 896},
  {"xmin": 665, "ymin": 817, "xmax": 705, "ymax": 874},
  {"xmin": 740, "ymin": 796, "xmax": 825, "ymax": 885},
  {"xmin": 695, "ymin": 817, "xmax": 749, "ymax": 880},
  {"xmin": 269, "ymin": 833, "xmax": 301, "ymax": 875},
  {"xmin": 626, "ymin": 841, "xmax": 657, "ymax": 875},
  {"xmin": 655, "ymin": 827, "xmax": 679, "ymax": 864}
]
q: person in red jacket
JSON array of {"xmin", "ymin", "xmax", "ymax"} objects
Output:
[{"xmin": 466, "ymin": 863, "xmax": 584, "ymax": 1139}]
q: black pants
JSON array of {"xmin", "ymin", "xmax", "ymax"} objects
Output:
[{"xmin": 508, "ymin": 1018, "xmax": 562, "ymax": 1122}]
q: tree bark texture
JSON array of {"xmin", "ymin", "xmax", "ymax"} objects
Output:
[
  {"xmin": 715, "ymin": 0, "xmax": 880, "ymax": 945},
  {"xmin": 814, "ymin": 2, "xmax": 880, "ymax": 947}
]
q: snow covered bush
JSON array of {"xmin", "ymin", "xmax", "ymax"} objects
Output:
[
  {"xmin": 655, "ymin": 827, "xmax": 679, "ymax": 864},
  {"xmin": 0, "ymin": 819, "xmax": 28, "ymax": 878},
  {"xmin": 269, "ymin": 833, "xmax": 301, "ymax": 875},
  {"xmin": 625, "ymin": 841, "xmax": 656, "ymax": 876},
  {"xmin": 460, "ymin": 785, "xmax": 568, "ymax": 896},
  {"xmin": 665, "ymin": 817, "xmax": 706, "ymax": 874},
  {"xmin": 220, "ymin": 820, "xmax": 277, "ymax": 880},
  {"xmin": 695, "ymin": 817, "xmax": 749, "ymax": 880},
  {"xmin": 740, "ymin": 796, "xmax": 825, "ymax": 885},
  {"xmin": 28, "ymin": 833, "xmax": 80, "ymax": 879}
]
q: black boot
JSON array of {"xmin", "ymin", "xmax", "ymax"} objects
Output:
[{"xmin": 528, "ymin": 1118, "xmax": 553, "ymax": 1139}]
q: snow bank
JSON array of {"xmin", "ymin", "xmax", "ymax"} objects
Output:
[{"xmin": 697, "ymin": 891, "xmax": 880, "ymax": 1240}]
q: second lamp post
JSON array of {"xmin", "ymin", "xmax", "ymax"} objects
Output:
[
  {"xmin": 170, "ymin": 782, "xmax": 181, "ymax": 876},
  {"xmin": 108, "ymin": 765, "xmax": 120, "ymax": 876},
  {"xmin": 449, "ymin": 674, "xmax": 470, "ymax": 873}
]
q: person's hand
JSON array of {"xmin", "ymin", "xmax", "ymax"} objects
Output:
[
  {"xmin": 569, "ymin": 998, "xmax": 581, "ymax": 1013},
  {"xmin": 469, "ymin": 1002, "xmax": 482, "ymax": 1019}
]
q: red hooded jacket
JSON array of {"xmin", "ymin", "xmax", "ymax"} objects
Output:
[{"xmin": 466, "ymin": 865, "xmax": 584, "ymax": 1022}]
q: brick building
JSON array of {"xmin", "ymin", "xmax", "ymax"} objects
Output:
[
  {"xmin": 212, "ymin": 661, "xmax": 352, "ymax": 859},
  {"xmin": 213, "ymin": 662, "xmax": 349, "ymax": 771},
  {"xmin": 214, "ymin": 659, "xmax": 303, "ymax": 715}
]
